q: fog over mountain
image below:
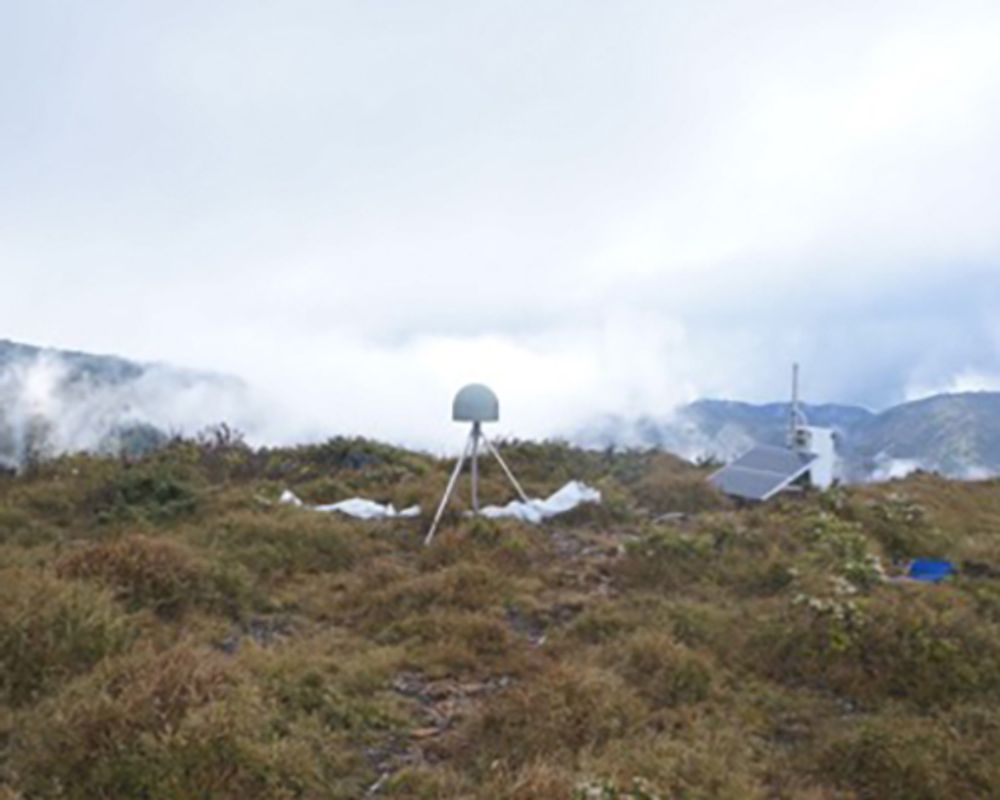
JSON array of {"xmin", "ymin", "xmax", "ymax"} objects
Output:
[
  {"xmin": 3, "ymin": 338, "xmax": 998, "ymax": 481},
  {"xmin": 0, "ymin": 340, "xmax": 250, "ymax": 468}
]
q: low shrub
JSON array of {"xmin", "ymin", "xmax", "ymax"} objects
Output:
[
  {"xmin": 572, "ymin": 776, "xmax": 662, "ymax": 799},
  {"xmin": 382, "ymin": 766, "xmax": 475, "ymax": 799},
  {"xmin": 0, "ymin": 569, "xmax": 133, "ymax": 706},
  {"xmin": 0, "ymin": 506, "xmax": 60, "ymax": 547},
  {"xmin": 452, "ymin": 663, "xmax": 643, "ymax": 772},
  {"xmin": 196, "ymin": 508, "xmax": 364, "ymax": 578},
  {"xmin": 605, "ymin": 631, "xmax": 713, "ymax": 709},
  {"xmin": 385, "ymin": 610, "xmax": 526, "ymax": 678},
  {"xmin": 254, "ymin": 655, "xmax": 407, "ymax": 738},
  {"xmin": 617, "ymin": 529, "xmax": 717, "ymax": 590},
  {"xmin": 56, "ymin": 534, "xmax": 251, "ymax": 618},
  {"xmin": 632, "ymin": 470, "xmax": 728, "ymax": 515},
  {"xmin": 819, "ymin": 707, "xmax": 1000, "ymax": 799},
  {"xmin": 578, "ymin": 714, "xmax": 770, "ymax": 800},
  {"xmin": 493, "ymin": 761, "xmax": 577, "ymax": 800},
  {"xmin": 802, "ymin": 512, "xmax": 885, "ymax": 590},
  {"xmin": 855, "ymin": 494, "xmax": 951, "ymax": 560},
  {"xmin": 565, "ymin": 598, "xmax": 733, "ymax": 654},
  {"xmin": 424, "ymin": 517, "xmax": 543, "ymax": 572},
  {"xmin": 566, "ymin": 602, "xmax": 640, "ymax": 645},
  {"xmin": 748, "ymin": 586, "xmax": 1000, "ymax": 707},
  {"xmin": 88, "ymin": 465, "xmax": 199, "ymax": 524},
  {"xmin": 9, "ymin": 643, "xmax": 363, "ymax": 800},
  {"xmin": 343, "ymin": 562, "xmax": 512, "ymax": 631}
]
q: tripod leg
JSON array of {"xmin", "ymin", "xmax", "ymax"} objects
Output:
[
  {"xmin": 425, "ymin": 432, "xmax": 472, "ymax": 546},
  {"xmin": 482, "ymin": 435, "xmax": 530, "ymax": 503}
]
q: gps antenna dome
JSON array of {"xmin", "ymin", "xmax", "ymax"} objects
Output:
[
  {"xmin": 452, "ymin": 383, "xmax": 499, "ymax": 423},
  {"xmin": 425, "ymin": 384, "xmax": 528, "ymax": 545}
]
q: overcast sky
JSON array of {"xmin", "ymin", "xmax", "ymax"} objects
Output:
[{"xmin": 2, "ymin": 0, "xmax": 999, "ymax": 447}]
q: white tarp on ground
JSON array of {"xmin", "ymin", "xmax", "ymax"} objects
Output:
[
  {"xmin": 479, "ymin": 481, "xmax": 601, "ymax": 524},
  {"xmin": 280, "ymin": 490, "xmax": 420, "ymax": 520}
]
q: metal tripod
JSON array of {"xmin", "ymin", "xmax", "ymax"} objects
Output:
[{"xmin": 424, "ymin": 422, "xmax": 530, "ymax": 545}]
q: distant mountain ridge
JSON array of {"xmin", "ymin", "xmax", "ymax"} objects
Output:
[
  {"xmin": 574, "ymin": 392, "xmax": 1000, "ymax": 480},
  {"xmin": 848, "ymin": 392, "xmax": 1000, "ymax": 479},
  {"xmin": 0, "ymin": 339, "xmax": 146, "ymax": 384},
  {"xmin": 3, "ymin": 338, "xmax": 998, "ymax": 481},
  {"xmin": 0, "ymin": 339, "xmax": 244, "ymax": 468}
]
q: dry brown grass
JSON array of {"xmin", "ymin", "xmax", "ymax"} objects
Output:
[
  {"xmin": 56, "ymin": 533, "xmax": 248, "ymax": 618},
  {"xmin": 449, "ymin": 661, "xmax": 644, "ymax": 773},
  {"xmin": 0, "ymin": 569, "xmax": 133, "ymax": 706},
  {"xmin": 9, "ymin": 641, "xmax": 390, "ymax": 799},
  {"xmin": 0, "ymin": 441, "xmax": 998, "ymax": 798},
  {"xmin": 747, "ymin": 583, "xmax": 1000, "ymax": 707},
  {"xmin": 602, "ymin": 630, "xmax": 714, "ymax": 709}
]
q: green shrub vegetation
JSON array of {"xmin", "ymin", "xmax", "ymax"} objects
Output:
[
  {"xmin": 55, "ymin": 534, "xmax": 252, "ymax": 619},
  {"xmin": 0, "ymin": 570, "xmax": 133, "ymax": 706},
  {"xmin": 0, "ymin": 437, "xmax": 997, "ymax": 798}
]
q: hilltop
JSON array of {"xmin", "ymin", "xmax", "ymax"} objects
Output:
[{"xmin": 0, "ymin": 435, "xmax": 998, "ymax": 799}]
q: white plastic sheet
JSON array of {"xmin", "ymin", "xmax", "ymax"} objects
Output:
[
  {"xmin": 479, "ymin": 480, "xmax": 601, "ymax": 523},
  {"xmin": 280, "ymin": 490, "xmax": 420, "ymax": 520}
]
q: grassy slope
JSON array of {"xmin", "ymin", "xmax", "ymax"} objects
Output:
[{"xmin": 0, "ymin": 436, "xmax": 998, "ymax": 800}]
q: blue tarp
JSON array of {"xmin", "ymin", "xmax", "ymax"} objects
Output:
[{"xmin": 907, "ymin": 559, "xmax": 955, "ymax": 582}]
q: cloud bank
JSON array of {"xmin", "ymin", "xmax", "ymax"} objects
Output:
[
  {"xmin": 0, "ymin": 352, "xmax": 254, "ymax": 467},
  {"xmin": 1, "ymin": 0, "xmax": 998, "ymax": 449}
]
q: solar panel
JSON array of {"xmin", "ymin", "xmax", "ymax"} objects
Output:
[{"xmin": 709, "ymin": 445, "xmax": 816, "ymax": 501}]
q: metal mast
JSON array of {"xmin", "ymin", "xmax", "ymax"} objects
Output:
[{"xmin": 788, "ymin": 362, "xmax": 808, "ymax": 449}]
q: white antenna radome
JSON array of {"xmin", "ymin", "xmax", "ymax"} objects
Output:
[{"xmin": 453, "ymin": 383, "xmax": 499, "ymax": 423}]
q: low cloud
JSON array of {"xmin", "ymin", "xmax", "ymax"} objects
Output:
[
  {"xmin": 905, "ymin": 369, "xmax": 1000, "ymax": 402},
  {"xmin": 0, "ymin": 352, "xmax": 254, "ymax": 467}
]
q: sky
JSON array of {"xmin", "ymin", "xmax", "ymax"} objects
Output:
[{"xmin": 1, "ymin": 0, "xmax": 999, "ymax": 449}]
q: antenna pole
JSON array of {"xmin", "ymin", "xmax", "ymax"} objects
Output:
[
  {"xmin": 789, "ymin": 362, "xmax": 800, "ymax": 448},
  {"xmin": 425, "ymin": 431, "xmax": 473, "ymax": 546},
  {"xmin": 482, "ymin": 435, "xmax": 530, "ymax": 503},
  {"xmin": 470, "ymin": 422, "xmax": 481, "ymax": 513}
]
